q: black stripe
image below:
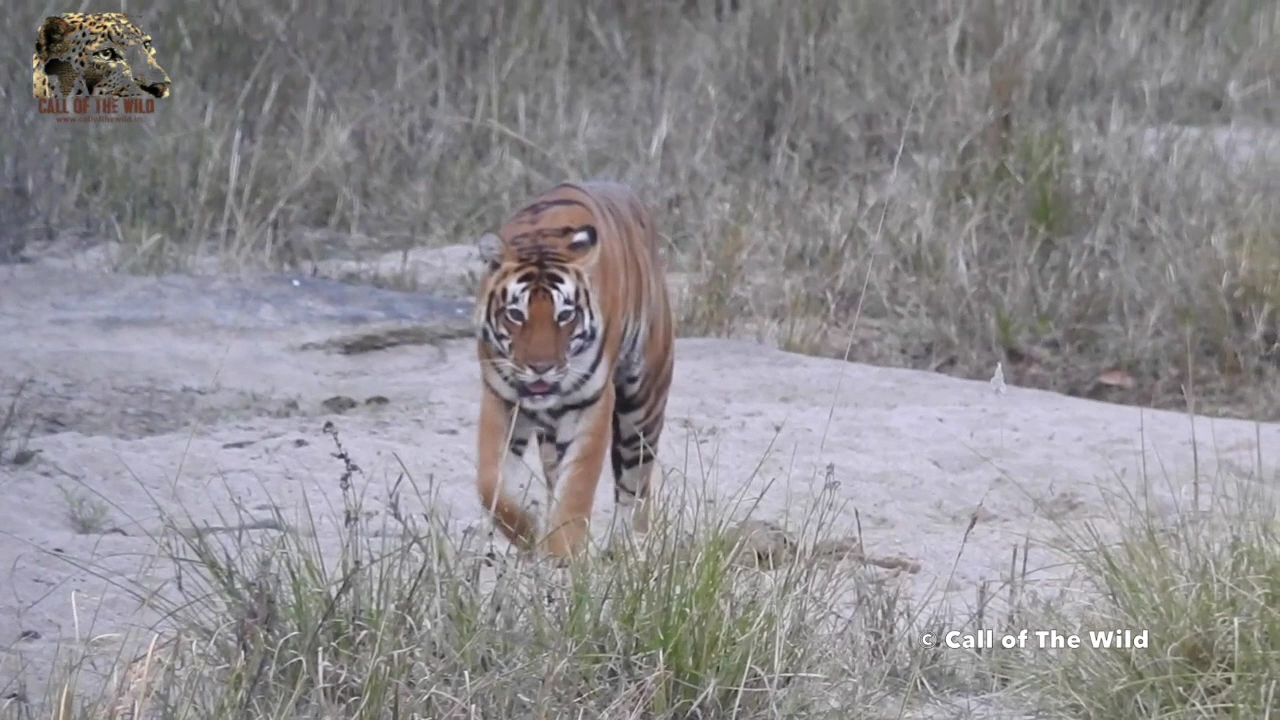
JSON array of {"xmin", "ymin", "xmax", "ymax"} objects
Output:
[
  {"xmin": 483, "ymin": 380, "xmax": 515, "ymax": 406},
  {"xmin": 518, "ymin": 410, "xmax": 557, "ymax": 434},
  {"xmin": 559, "ymin": 328, "xmax": 607, "ymax": 396},
  {"xmin": 614, "ymin": 382, "xmax": 643, "ymax": 415},
  {"xmin": 614, "ymin": 432, "xmax": 645, "ymax": 452},
  {"xmin": 545, "ymin": 387, "xmax": 604, "ymax": 419},
  {"xmin": 611, "ymin": 413, "xmax": 664, "ymax": 465},
  {"xmin": 612, "ymin": 446, "xmax": 635, "ymax": 497},
  {"xmin": 619, "ymin": 452, "xmax": 649, "ymax": 471},
  {"xmin": 640, "ymin": 415, "xmax": 665, "ymax": 444},
  {"xmin": 517, "ymin": 197, "xmax": 587, "ymax": 217},
  {"xmin": 486, "ymin": 287, "xmax": 502, "ymax": 318},
  {"xmin": 612, "ymin": 439, "xmax": 656, "ymax": 462},
  {"xmin": 484, "ymin": 356, "xmax": 518, "ymax": 386},
  {"xmin": 610, "ymin": 411, "xmax": 625, "ymax": 493}
]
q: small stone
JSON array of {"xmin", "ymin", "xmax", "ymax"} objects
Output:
[
  {"xmin": 10, "ymin": 449, "xmax": 39, "ymax": 465},
  {"xmin": 321, "ymin": 395, "xmax": 358, "ymax": 414}
]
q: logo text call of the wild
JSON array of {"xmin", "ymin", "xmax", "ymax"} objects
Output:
[{"xmin": 33, "ymin": 12, "xmax": 171, "ymax": 122}]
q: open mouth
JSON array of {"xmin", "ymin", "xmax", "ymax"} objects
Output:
[{"xmin": 521, "ymin": 380, "xmax": 555, "ymax": 396}]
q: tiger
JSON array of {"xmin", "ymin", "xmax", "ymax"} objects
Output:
[{"xmin": 473, "ymin": 180, "xmax": 676, "ymax": 561}]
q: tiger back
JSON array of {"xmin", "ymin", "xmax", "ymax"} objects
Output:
[{"xmin": 472, "ymin": 180, "xmax": 675, "ymax": 560}]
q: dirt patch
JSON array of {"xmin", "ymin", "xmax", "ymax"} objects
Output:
[
  {"xmin": 0, "ymin": 375, "xmax": 303, "ymax": 441},
  {"xmin": 0, "ymin": 259, "xmax": 474, "ymax": 440}
]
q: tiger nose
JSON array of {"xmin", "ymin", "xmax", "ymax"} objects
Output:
[{"xmin": 528, "ymin": 361, "xmax": 556, "ymax": 375}]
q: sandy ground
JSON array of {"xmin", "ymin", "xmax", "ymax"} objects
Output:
[{"xmin": 1, "ymin": 247, "xmax": 1278, "ymax": 714}]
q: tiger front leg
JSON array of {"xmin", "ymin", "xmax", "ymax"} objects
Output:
[
  {"xmin": 475, "ymin": 388, "xmax": 540, "ymax": 551},
  {"xmin": 542, "ymin": 384, "xmax": 616, "ymax": 560},
  {"xmin": 536, "ymin": 429, "xmax": 561, "ymax": 491},
  {"xmin": 606, "ymin": 409, "xmax": 665, "ymax": 556}
]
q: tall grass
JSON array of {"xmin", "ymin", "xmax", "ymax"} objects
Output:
[
  {"xmin": 3, "ymin": 2, "xmax": 1280, "ymax": 715},
  {"xmin": 1023, "ymin": 461, "xmax": 1280, "ymax": 717},
  {"xmin": 3, "ymin": 0, "xmax": 1277, "ymax": 417},
  {"xmin": 7, "ymin": 415, "xmax": 1279, "ymax": 718},
  {"xmin": 7, "ymin": 423, "xmax": 1001, "ymax": 719}
]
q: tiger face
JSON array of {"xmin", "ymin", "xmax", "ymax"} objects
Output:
[{"xmin": 477, "ymin": 225, "xmax": 603, "ymax": 411}]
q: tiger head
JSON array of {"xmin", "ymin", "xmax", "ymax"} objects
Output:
[{"xmin": 475, "ymin": 208, "xmax": 604, "ymax": 410}]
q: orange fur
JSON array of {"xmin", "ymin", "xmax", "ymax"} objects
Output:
[{"xmin": 473, "ymin": 181, "xmax": 675, "ymax": 560}]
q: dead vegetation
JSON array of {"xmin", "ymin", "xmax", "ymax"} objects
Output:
[
  {"xmin": 8, "ymin": 423, "xmax": 1010, "ymax": 719},
  {"xmin": 9, "ymin": 417, "xmax": 1278, "ymax": 719},
  {"xmin": 0, "ymin": 379, "xmax": 37, "ymax": 467},
  {"xmin": 4, "ymin": 0, "xmax": 1277, "ymax": 419},
  {"xmin": 4, "ymin": 0, "xmax": 1280, "ymax": 717}
]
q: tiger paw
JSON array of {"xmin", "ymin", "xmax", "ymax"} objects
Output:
[{"xmin": 541, "ymin": 520, "xmax": 589, "ymax": 562}]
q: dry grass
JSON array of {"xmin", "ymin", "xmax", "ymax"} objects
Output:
[
  {"xmin": 7, "ymin": 418, "xmax": 1279, "ymax": 719},
  {"xmin": 5, "ymin": 0, "xmax": 1280, "ymax": 717},
  {"xmin": 0, "ymin": 380, "xmax": 37, "ymax": 467},
  {"xmin": 4, "ymin": 423, "xmax": 1027, "ymax": 720},
  {"xmin": 4, "ymin": 0, "xmax": 1278, "ymax": 418},
  {"xmin": 1020, "ymin": 435, "xmax": 1280, "ymax": 718}
]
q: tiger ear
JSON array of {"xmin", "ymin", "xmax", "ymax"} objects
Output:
[
  {"xmin": 477, "ymin": 232, "xmax": 504, "ymax": 271},
  {"xmin": 567, "ymin": 225, "xmax": 599, "ymax": 267}
]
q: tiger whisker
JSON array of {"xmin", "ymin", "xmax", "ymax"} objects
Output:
[{"xmin": 557, "ymin": 368, "xmax": 594, "ymax": 385}]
